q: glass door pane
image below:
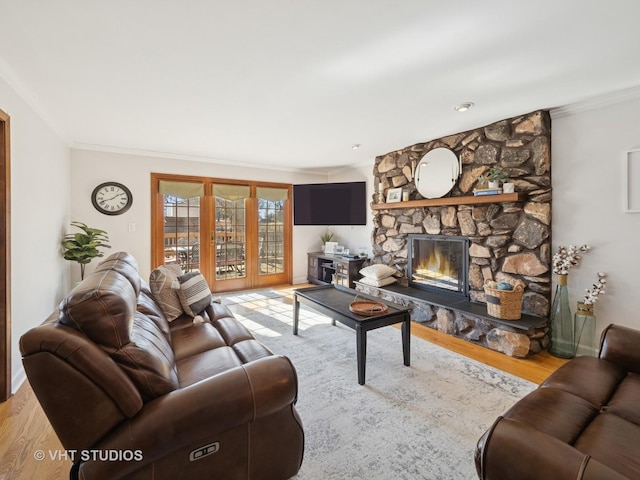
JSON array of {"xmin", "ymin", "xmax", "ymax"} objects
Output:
[
  {"xmin": 257, "ymin": 188, "xmax": 287, "ymax": 276},
  {"xmin": 213, "ymin": 186, "xmax": 248, "ymax": 282},
  {"xmin": 163, "ymin": 194, "xmax": 201, "ymax": 272}
]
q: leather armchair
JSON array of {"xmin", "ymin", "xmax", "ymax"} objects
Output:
[
  {"xmin": 475, "ymin": 324, "xmax": 640, "ymax": 480},
  {"xmin": 20, "ymin": 252, "xmax": 304, "ymax": 479}
]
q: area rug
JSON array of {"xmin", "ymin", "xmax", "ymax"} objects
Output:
[{"xmin": 218, "ymin": 288, "xmax": 536, "ymax": 480}]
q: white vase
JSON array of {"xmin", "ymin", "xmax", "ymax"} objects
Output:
[{"xmin": 503, "ymin": 182, "xmax": 515, "ymax": 193}]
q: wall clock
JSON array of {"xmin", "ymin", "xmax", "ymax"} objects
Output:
[{"xmin": 91, "ymin": 182, "xmax": 133, "ymax": 215}]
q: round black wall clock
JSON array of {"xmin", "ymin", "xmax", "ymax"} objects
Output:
[{"xmin": 91, "ymin": 182, "xmax": 133, "ymax": 215}]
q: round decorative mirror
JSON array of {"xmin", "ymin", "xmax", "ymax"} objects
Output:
[{"xmin": 415, "ymin": 148, "xmax": 460, "ymax": 199}]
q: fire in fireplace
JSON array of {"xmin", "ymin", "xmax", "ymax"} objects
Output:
[{"xmin": 407, "ymin": 234, "xmax": 469, "ymax": 298}]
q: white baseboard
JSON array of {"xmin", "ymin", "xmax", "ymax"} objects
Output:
[{"xmin": 11, "ymin": 366, "xmax": 26, "ymax": 395}]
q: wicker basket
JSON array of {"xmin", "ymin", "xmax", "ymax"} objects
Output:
[{"xmin": 484, "ymin": 281, "xmax": 525, "ymax": 320}]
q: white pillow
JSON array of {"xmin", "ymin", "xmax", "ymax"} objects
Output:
[
  {"xmin": 358, "ymin": 276, "xmax": 397, "ymax": 287},
  {"xmin": 359, "ymin": 264, "xmax": 397, "ymax": 280}
]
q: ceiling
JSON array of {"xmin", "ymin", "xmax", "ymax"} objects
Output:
[{"xmin": 1, "ymin": 1, "xmax": 640, "ymax": 172}]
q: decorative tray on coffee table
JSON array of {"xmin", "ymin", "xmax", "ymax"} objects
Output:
[{"xmin": 349, "ymin": 300, "xmax": 389, "ymax": 316}]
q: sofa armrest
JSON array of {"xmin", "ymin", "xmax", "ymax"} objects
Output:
[
  {"xmin": 83, "ymin": 355, "xmax": 298, "ymax": 478},
  {"xmin": 599, "ymin": 324, "xmax": 640, "ymax": 374},
  {"xmin": 476, "ymin": 417, "xmax": 629, "ymax": 480}
]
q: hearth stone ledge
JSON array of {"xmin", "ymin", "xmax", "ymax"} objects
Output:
[{"xmin": 354, "ymin": 281, "xmax": 549, "ymax": 358}]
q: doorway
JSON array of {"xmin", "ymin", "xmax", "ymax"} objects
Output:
[
  {"xmin": 151, "ymin": 174, "xmax": 292, "ymax": 293},
  {"xmin": 0, "ymin": 108, "xmax": 11, "ymax": 402}
]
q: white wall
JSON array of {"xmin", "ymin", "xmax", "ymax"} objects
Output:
[
  {"xmin": 327, "ymin": 163, "xmax": 376, "ymax": 257},
  {"xmin": 552, "ymin": 97, "xmax": 640, "ymax": 337},
  {"xmin": 69, "ymin": 149, "xmax": 329, "ymax": 284},
  {"xmin": 0, "ymin": 76, "xmax": 71, "ymax": 393}
]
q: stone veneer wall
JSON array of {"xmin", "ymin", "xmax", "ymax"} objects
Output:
[{"xmin": 371, "ymin": 110, "xmax": 552, "ymax": 353}]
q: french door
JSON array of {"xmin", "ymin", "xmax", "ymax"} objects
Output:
[{"xmin": 151, "ymin": 174, "xmax": 292, "ymax": 292}]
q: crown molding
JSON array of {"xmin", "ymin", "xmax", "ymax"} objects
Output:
[
  {"xmin": 72, "ymin": 142, "xmax": 333, "ymax": 176},
  {"xmin": 551, "ymin": 85, "xmax": 640, "ymax": 119}
]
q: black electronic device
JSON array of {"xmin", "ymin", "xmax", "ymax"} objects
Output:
[{"xmin": 293, "ymin": 181, "xmax": 366, "ymax": 226}]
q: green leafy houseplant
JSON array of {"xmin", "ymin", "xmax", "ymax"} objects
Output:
[
  {"xmin": 487, "ymin": 166, "xmax": 509, "ymax": 183},
  {"xmin": 320, "ymin": 232, "xmax": 334, "ymax": 244},
  {"xmin": 62, "ymin": 221, "xmax": 112, "ymax": 280},
  {"xmin": 478, "ymin": 167, "xmax": 509, "ymax": 189}
]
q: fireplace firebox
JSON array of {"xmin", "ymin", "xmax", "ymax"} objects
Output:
[{"xmin": 407, "ymin": 234, "xmax": 469, "ymax": 299}]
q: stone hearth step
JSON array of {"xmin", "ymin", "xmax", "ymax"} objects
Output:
[{"xmin": 354, "ymin": 281, "xmax": 549, "ymax": 358}]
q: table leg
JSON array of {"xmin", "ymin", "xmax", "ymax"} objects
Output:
[
  {"xmin": 402, "ymin": 314, "xmax": 411, "ymax": 367},
  {"xmin": 356, "ymin": 324, "xmax": 366, "ymax": 385},
  {"xmin": 293, "ymin": 296, "xmax": 300, "ymax": 335}
]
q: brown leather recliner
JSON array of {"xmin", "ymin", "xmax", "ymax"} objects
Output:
[
  {"xmin": 20, "ymin": 252, "xmax": 304, "ymax": 479},
  {"xmin": 475, "ymin": 324, "xmax": 640, "ymax": 480}
]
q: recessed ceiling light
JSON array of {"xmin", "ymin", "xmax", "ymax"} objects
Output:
[
  {"xmin": 454, "ymin": 102, "xmax": 474, "ymax": 112},
  {"xmin": 352, "ymin": 144, "xmax": 361, "ymax": 150}
]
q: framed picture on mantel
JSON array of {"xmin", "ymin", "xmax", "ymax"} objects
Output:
[
  {"xmin": 625, "ymin": 149, "xmax": 640, "ymax": 213},
  {"xmin": 386, "ymin": 187, "xmax": 402, "ymax": 203}
]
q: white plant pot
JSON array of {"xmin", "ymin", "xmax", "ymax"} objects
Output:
[
  {"xmin": 488, "ymin": 180, "xmax": 500, "ymax": 189},
  {"xmin": 503, "ymin": 182, "xmax": 515, "ymax": 193}
]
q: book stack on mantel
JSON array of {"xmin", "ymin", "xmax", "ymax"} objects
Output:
[{"xmin": 473, "ymin": 188, "xmax": 503, "ymax": 196}]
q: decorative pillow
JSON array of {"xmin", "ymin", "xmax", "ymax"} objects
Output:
[
  {"xmin": 176, "ymin": 272, "xmax": 212, "ymax": 317},
  {"xmin": 359, "ymin": 264, "xmax": 397, "ymax": 280},
  {"xmin": 358, "ymin": 275, "xmax": 397, "ymax": 287},
  {"xmin": 149, "ymin": 264, "xmax": 184, "ymax": 321}
]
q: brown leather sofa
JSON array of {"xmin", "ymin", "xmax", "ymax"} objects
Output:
[
  {"xmin": 475, "ymin": 324, "xmax": 640, "ymax": 480},
  {"xmin": 20, "ymin": 252, "xmax": 304, "ymax": 480}
]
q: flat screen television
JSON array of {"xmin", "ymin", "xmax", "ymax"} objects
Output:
[{"xmin": 293, "ymin": 181, "xmax": 367, "ymax": 225}]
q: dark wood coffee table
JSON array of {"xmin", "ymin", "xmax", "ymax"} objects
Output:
[{"xmin": 293, "ymin": 284, "xmax": 411, "ymax": 385}]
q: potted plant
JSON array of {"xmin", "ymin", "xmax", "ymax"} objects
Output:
[
  {"xmin": 320, "ymin": 232, "xmax": 334, "ymax": 244},
  {"xmin": 502, "ymin": 180, "xmax": 515, "ymax": 193},
  {"xmin": 486, "ymin": 166, "xmax": 509, "ymax": 188},
  {"xmin": 62, "ymin": 221, "xmax": 112, "ymax": 280},
  {"xmin": 321, "ymin": 232, "xmax": 336, "ymax": 254}
]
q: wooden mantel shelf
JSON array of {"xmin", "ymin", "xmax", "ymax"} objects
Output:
[{"xmin": 372, "ymin": 192, "xmax": 526, "ymax": 210}]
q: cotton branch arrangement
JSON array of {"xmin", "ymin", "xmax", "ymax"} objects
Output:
[
  {"xmin": 552, "ymin": 244, "xmax": 591, "ymax": 275},
  {"xmin": 583, "ymin": 273, "xmax": 607, "ymax": 305}
]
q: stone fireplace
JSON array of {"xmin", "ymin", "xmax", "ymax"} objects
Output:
[
  {"xmin": 356, "ymin": 110, "xmax": 552, "ymax": 358},
  {"xmin": 408, "ymin": 234, "xmax": 469, "ymax": 299}
]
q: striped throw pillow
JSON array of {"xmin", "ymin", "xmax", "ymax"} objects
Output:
[{"xmin": 176, "ymin": 272, "xmax": 212, "ymax": 317}]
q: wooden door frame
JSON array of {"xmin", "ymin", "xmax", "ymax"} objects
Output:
[
  {"xmin": 0, "ymin": 109, "xmax": 11, "ymax": 401},
  {"xmin": 150, "ymin": 173, "xmax": 292, "ymax": 292}
]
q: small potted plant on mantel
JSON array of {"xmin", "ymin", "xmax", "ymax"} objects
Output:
[
  {"xmin": 475, "ymin": 167, "xmax": 515, "ymax": 196},
  {"xmin": 477, "ymin": 166, "xmax": 513, "ymax": 192},
  {"xmin": 486, "ymin": 167, "xmax": 509, "ymax": 188}
]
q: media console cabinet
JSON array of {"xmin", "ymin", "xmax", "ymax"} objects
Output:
[{"xmin": 307, "ymin": 252, "xmax": 366, "ymax": 289}]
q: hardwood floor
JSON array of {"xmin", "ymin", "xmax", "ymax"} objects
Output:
[
  {"xmin": 411, "ymin": 322, "xmax": 568, "ymax": 385},
  {"xmin": 0, "ymin": 284, "xmax": 567, "ymax": 480},
  {"xmin": 0, "ymin": 380, "xmax": 70, "ymax": 480}
]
